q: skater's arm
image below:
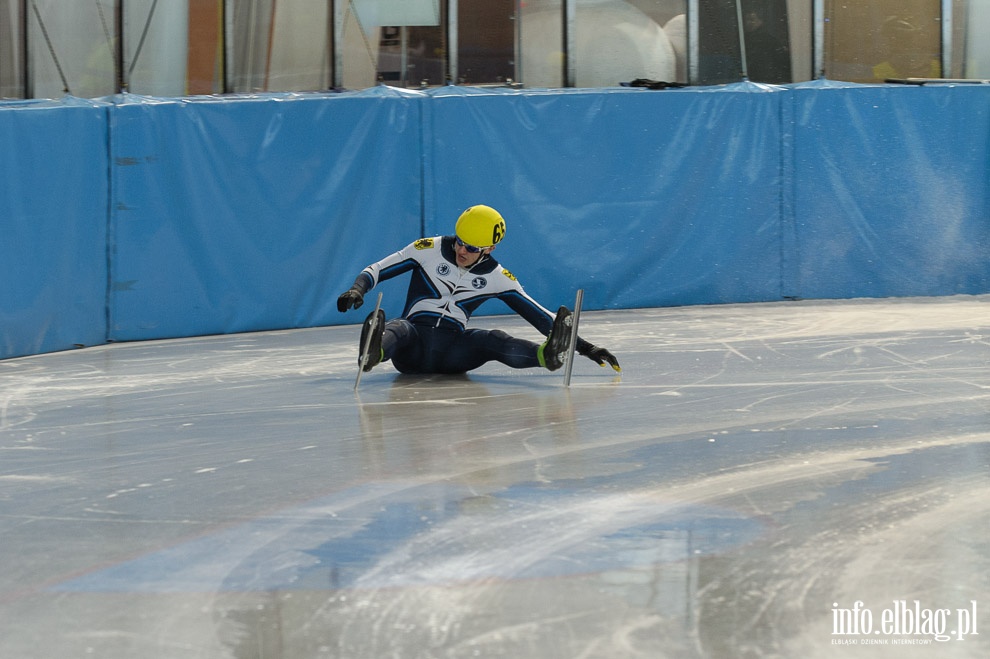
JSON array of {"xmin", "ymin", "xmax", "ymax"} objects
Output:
[
  {"xmin": 360, "ymin": 248, "xmax": 420, "ymax": 289},
  {"xmin": 499, "ymin": 287, "xmax": 591, "ymax": 348},
  {"xmin": 501, "ymin": 287, "xmax": 621, "ymax": 372},
  {"xmin": 498, "ymin": 287, "xmax": 555, "ymax": 335},
  {"xmin": 337, "ymin": 240, "xmax": 427, "ymax": 313}
]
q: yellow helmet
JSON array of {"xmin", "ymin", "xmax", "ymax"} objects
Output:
[{"xmin": 455, "ymin": 205, "xmax": 506, "ymax": 249}]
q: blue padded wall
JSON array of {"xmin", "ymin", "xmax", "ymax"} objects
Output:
[
  {"xmin": 108, "ymin": 88, "xmax": 424, "ymax": 341},
  {"xmin": 424, "ymin": 83, "xmax": 786, "ymax": 312},
  {"xmin": 0, "ymin": 99, "xmax": 109, "ymax": 359},
  {"xmin": 1, "ymin": 82, "xmax": 988, "ymax": 360},
  {"xmin": 789, "ymin": 81, "xmax": 990, "ymax": 299}
]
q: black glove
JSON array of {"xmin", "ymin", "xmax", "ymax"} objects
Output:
[
  {"xmin": 579, "ymin": 344, "xmax": 621, "ymax": 372},
  {"xmin": 336, "ymin": 288, "xmax": 364, "ymax": 312}
]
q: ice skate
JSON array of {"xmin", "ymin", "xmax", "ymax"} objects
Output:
[
  {"xmin": 539, "ymin": 306, "xmax": 573, "ymax": 371},
  {"xmin": 358, "ymin": 309, "xmax": 385, "ymax": 372}
]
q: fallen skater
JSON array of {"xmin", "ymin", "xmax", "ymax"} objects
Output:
[{"xmin": 337, "ymin": 205, "xmax": 621, "ymax": 376}]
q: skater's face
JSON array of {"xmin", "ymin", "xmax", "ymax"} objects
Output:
[{"xmin": 454, "ymin": 238, "xmax": 491, "ymax": 268}]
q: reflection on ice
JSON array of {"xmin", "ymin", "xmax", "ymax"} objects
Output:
[{"xmin": 1, "ymin": 297, "xmax": 989, "ymax": 658}]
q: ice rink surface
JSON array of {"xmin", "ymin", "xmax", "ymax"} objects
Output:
[{"xmin": 1, "ymin": 296, "xmax": 988, "ymax": 658}]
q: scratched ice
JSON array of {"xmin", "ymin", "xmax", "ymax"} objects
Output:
[{"xmin": 0, "ymin": 296, "xmax": 988, "ymax": 658}]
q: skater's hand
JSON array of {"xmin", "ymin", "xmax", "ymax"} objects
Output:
[
  {"xmin": 337, "ymin": 288, "xmax": 364, "ymax": 312},
  {"xmin": 580, "ymin": 344, "xmax": 621, "ymax": 372}
]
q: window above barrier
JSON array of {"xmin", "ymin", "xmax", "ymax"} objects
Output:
[{"xmin": 2, "ymin": 1, "xmax": 989, "ymax": 100}]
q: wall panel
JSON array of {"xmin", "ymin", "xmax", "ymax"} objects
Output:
[{"xmin": 0, "ymin": 99, "xmax": 109, "ymax": 359}]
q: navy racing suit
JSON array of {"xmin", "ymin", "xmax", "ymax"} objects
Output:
[{"xmin": 347, "ymin": 236, "xmax": 589, "ymax": 374}]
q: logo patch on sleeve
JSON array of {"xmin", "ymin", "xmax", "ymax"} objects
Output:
[
  {"xmin": 501, "ymin": 268, "xmax": 517, "ymax": 281},
  {"xmin": 414, "ymin": 238, "xmax": 435, "ymax": 250}
]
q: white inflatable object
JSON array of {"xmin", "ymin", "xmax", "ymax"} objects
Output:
[
  {"xmin": 663, "ymin": 13, "xmax": 687, "ymax": 83},
  {"xmin": 521, "ymin": 0, "xmax": 677, "ymax": 87}
]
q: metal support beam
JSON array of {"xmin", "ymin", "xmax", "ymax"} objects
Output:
[
  {"xmin": 734, "ymin": 0, "xmax": 747, "ymax": 80},
  {"xmin": 940, "ymin": 0, "xmax": 952, "ymax": 77},
  {"xmin": 562, "ymin": 0, "xmax": 575, "ymax": 87},
  {"xmin": 115, "ymin": 0, "xmax": 125, "ymax": 92},
  {"xmin": 448, "ymin": 0, "xmax": 457, "ymax": 84},
  {"xmin": 20, "ymin": 0, "xmax": 30, "ymax": 97},
  {"xmin": 687, "ymin": 0, "xmax": 698, "ymax": 85},
  {"xmin": 813, "ymin": 0, "xmax": 824, "ymax": 78},
  {"xmin": 331, "ymin": 0, "xmax": 343, "ymax": 88}
]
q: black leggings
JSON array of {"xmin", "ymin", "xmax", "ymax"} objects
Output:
[{"xmin": 383, "ymin": 319, "xmax": 541, "ymax": 374}]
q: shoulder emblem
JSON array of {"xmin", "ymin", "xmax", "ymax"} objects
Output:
[
  {"xmin": 414, "ymin": 238, "xmax": 435, "ymax": 250},
  {"xmin": 501, "ymin": 268, "xmax": 517, "ymax": 282}
]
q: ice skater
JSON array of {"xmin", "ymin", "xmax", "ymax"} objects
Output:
[{"xmin": 337, "ymin": 205, "xmax": 621, "ymax": 375}]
